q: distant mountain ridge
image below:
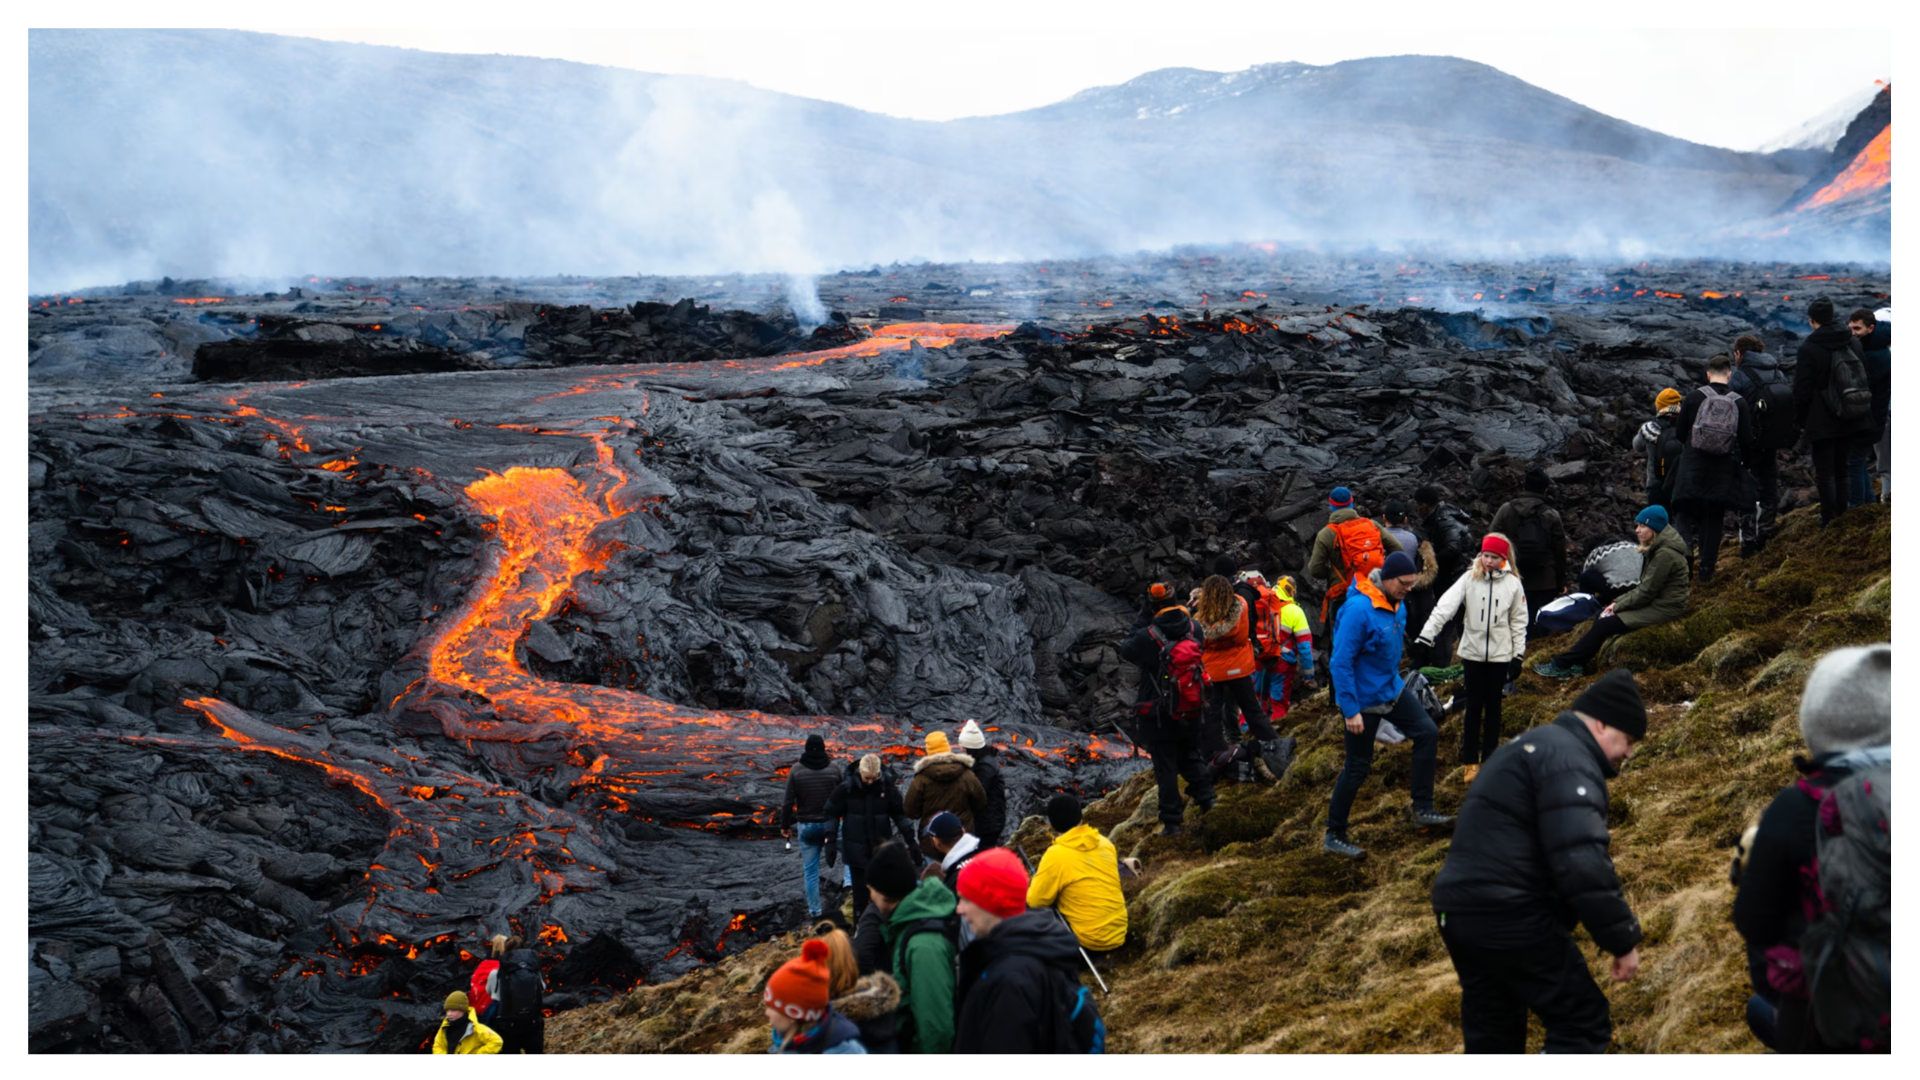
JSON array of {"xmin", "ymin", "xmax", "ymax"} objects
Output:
[{"xmin": 28, "ymin": 30, "xmax": 1859, "ymax": 291}]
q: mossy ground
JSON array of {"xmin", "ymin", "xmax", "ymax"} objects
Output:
[{"xmin": 548, "ymin": 504, "xmax": 1889, "ymax": 1053}]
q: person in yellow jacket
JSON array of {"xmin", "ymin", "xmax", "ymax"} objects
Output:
[
  {"xmin": 1025, "ymin": 795, "xmax": 1127, "ymax": 954},
  {"xmin": 432, "ymin": 991, "xmax": 504, "ymax": 1054}
]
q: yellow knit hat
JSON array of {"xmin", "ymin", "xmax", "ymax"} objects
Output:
[
  {"xmin": 925, "ymin": 731, "xmax": 950, "ymax": 755},
  {"xmin": 1655, "ymin": 387, "xmax": 1683, "ymax": 411}
]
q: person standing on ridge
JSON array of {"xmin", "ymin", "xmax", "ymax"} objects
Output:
[
  {"xmin": 1193, "ymin": 573, "xmax": 1288, "ymax": 782},
  {"xmin": 1729, "ymin": 334, "xmax": 1796, "ymax": 550},
  {"xmin": 955, "ymin": 719, "xmax": 1006, "ymax": 848},
  {"xmin": 1490, "ymin": 467, "xmax": 1569, "ymax": 621},
  {"xmin": 1671, "ymin": 354, "xmax": 1757, "ymax": 583},
  {"xmin": 1793, "ymin": 296, "xmax": 1876, "ymax": 527},
  {"xmin": 1323, "ymin": 549, "xmax": 1453, "ymax": 859},
  {"xmin": 1382, "ymin": 499, "xmax": 1440, "ymax": 656},
  {"xmin": 824, "ymin": 753, "xmax": 917, "ymax": 919},
  {"xmin": 1430, "ymin": 668, "xmax": 1648, "ymax": 1054},
  {"xmin": 780, "ymin": 733, "xmax": 845, "ymax": 919},
  {"xmin": 1633, "ymin": 387, "xmax": 1686, "ymax": 514},
  {"xmin": 433, "ymin": 991, "xmax": 503, "ymax": 1054},
  {"xmin": 1413, "ymin": 533, "xmax": 1528, "ymax": 783},
  {"xmin": 1119, "ymin": 593, "xmax": 1216, "ymax": 837},
  {"xmin": 1844, "ymin": 309, "xmax": 1891, "ymax": 509},
  {"xmin": 864, "ymin": 840, "xmax": 960, "ymax": 1055},
  {"xmin": 1308, "ymin": 486, "xmax": 1403, "ymax": 675},
  {"xmin": 902, "ymin": 731, "xmax": 985, "ymax": 859},
  {"xmin": 762, "ymin": 939, "xmax": 869, "ymax": 1054},
  {"xmin": 953, "ymin": 848, "xmax": 1101, "ymax": 1054}
]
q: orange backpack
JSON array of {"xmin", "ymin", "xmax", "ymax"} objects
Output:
[
  {"xmin": 1247, "ymin": 581, "xmax": 1286, "ymax": 661},
  {"xmin": 1321, "ymin": 518, "xmax": 1387, "ymax": 619}
]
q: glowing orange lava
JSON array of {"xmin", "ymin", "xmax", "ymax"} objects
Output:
[{"xmin": 1800, "ymin": 125, "xmax": 1891, "ymax": 210}]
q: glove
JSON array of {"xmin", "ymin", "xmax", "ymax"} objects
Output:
[
  {"xmin": 1506, "ymin": 656, "xmax": 1524, "ymax": 681},
  {"xmin": 1408, "ymin": 639, "xmax": 1433, "ymax": 668},
  {"xmin": 822, "ymin": 839, "xmax": 837, "ymax": 867}
]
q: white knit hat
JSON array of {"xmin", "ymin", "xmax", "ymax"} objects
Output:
[
  {"xmin": 957, "ymin": 719, "xmax": 986, "ymax": 750},
  {"xmin": 1800, "ymin": 644, "xmax": 1891, "ymax": 755}
]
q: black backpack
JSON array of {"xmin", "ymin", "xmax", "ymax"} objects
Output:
[
  {"xmin": 1741, "ymin": 361, "xmax": 1800, "ymax": 449},
  {"xmin": 1051, "ymin": 973, "xmax": 1106, "ymax": 1053},
  {"xmin": 1506, "ymin": 504, "xmax": 1553, "ymax": 575},
  {"xmin": 1824, "ymin": 341, "xmax": 1873, "ymax": 422},
  {"xmin": 495, "ymin": 951, "xmax": 545, "ymax": 1022}
]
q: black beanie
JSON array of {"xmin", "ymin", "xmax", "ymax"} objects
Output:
[
  {"xmin": 1572, "ymin": 668, "xmax": 1648, "ymax": 740},
  {"xmin": 1211, "ymin": 554, "xmax": 1238, "ymax": 578},
  {"xmin": 866, "ymin": 841, "xmax": 919, "ymax": 901},
  {"xmin": 1383, "ymin": 498, "xmax": 1409, "ymax": 524},
  {"xmin": 1807, "ymin": 296, "xmax": 1836, "ymax": 325},
  {"xmin": 1046, "ymin": 794, "xmax": 1082, "ymax": 832},
  {"xmin": 1525, "ymin": 467, "xmax": 1551, "ymax": 494}
]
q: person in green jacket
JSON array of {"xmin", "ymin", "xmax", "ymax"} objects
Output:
[
  {"xmin": 865, "ymin": 840, "xmax": 957, "ymax": 1054},
  {"xmin": 1535, "ymin": 506, "xmax": 1691, "ymax": 679}
]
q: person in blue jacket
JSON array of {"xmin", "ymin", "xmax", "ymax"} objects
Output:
[{"xmin": 1324, "ymin": 550, "xmax": 1455, "ymax": 860}]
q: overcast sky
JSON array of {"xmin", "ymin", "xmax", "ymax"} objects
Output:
[{"xmin": 250, "ymin": 16, "xmax": 1891, "ymax": 151}]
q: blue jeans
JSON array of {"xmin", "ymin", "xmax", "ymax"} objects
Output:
[
  {"xmin": 796, "ymin": 822, "xmax": 831, "ymax": 915},
  {"xmin": 1327, "ymin": 683, "xmax": 1439, "ymax": 835},
  {"xmin": 1846, "ymin": 439, "xmax": 1875, "ymax": 508}
]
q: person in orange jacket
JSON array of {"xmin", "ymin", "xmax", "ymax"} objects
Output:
[{"xmin": 1193, "ymin": 574, "xmax": 1286, "ymax": 782}]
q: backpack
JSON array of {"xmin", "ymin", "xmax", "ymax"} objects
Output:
[
  {"xmin": 1325, "ymin": 519, "xmax": 1386, "ymax": 613},
  {"xmin": 1796, "ymin": 757, "xmax": 1890, "ymax": 1052},
  {"xmin": 1823, "ymin": 342, "xmax": 1873, "ymax": 422},
  {"xmin": 495, "ymin": 951, "xmax": 545, "ymax": 1022},
  {"xmin": 1689, "ymin": 389, "xmax": 1742, "ymax": 455},
  {"xmin": 1506, "ymin": 503, "xmax": 1553, "ymax": 575},
  {"xmin": 1741, "ymin": 362, "xmax": 1800, "ymax": 448},
  {"xmin": 1053, "ymin": 979, "xmax": 1106, "ymax": 1053},
  {"xmin": 1247, "ymin": 582, "xmax": 1286, "ymax": 661},
  {"xmin": 1142, "ymin": 623, "xmax": 1207, "ymax": 726},
  {"xmin": 896, "ymin": 913, "xmax": 964, "ymax": 1035}
]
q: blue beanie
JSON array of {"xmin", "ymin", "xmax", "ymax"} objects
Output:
[
  {"xmin": 1636, "ymin": 505, "xmax": 1669, "ymax": 532},
  {"xmin": 1381, "ymin": 550, "xmax": 1418, "ymax": 579},
  {"xmin": 1328, "ymin": 486, "xmax": 1354, "ymax": 509}
]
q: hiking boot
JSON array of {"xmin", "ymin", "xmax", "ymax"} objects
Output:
[
  {"xmin": 1409, "ymin": 807, "xmax": 1456, "ymax": 831},
  {"xmin": 1322, "ymin": 832, "xmax": 1367, "ymax": 860},
  {"xmin": 1533, "ymin": 659, "xmax": 1582, "ymax": 680},
  {"xmin": 1463, "ymin": 764, "xmax": 1480, "ymax": 785},
  {"xmin": 1159, "ymin": 823, "xmax": 1184, "ymax": 838},
  {"xmin": 1255, "ymin": 738, "xmax": 1294, "ymax": 783},
  {"xmin": 1196, "ymin": 800, "xmax": 1215, "ymax": 815}
]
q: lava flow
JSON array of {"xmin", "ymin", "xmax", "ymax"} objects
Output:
[{"xmin": 1799, "ymin": 124, "xmax": 1892, "ymax": 210}]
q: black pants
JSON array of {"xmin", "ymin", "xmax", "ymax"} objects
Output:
[
  {"xmin": 1439, "ymin": 925, "xmax": 1611, "ymax": 1053},
  {"xmin": 1206, "ymin": 675, "xmax": 1277, "ymax": 755},
  {"xmin": 1459, "ymin": 660, "xmax": 1506, "ymax": 764},
  {"xmin": 1674, "ymin": 503, "xmax": 1728, "ymax": 579},
  {"xmin": 1810, "ymin": 437, "xmax": 1852, "ymax": 526},
  {"xmin": 1145, "ymin": 727, "xmax": 1215, "ymax": 826},
  {"xmin": 495, "ymin": 1016, "xmax": 546, "ymax": 1054},
  {"xmin": 1749, "ymin": 448, "xmax": 1780, "ymax": 529},
  {"xmin": 1553, "ymin": 614, "xmax": 1629, "ymax": 669},
  {"xmin": 848, "ymin": 865, "xmax": 870, "ymax": 918},
  {"xmin": 1327, "ymin": 684, "xmax": 1438, "ymax": 835},
  {"xmin": 1404, "ymin": 586, "xmax": 1436, "ymax": 653}
]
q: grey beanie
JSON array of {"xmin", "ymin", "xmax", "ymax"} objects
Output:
[{"xmin": 1799, "ymin": 644, "xmax": 1891, "ymax": 755}]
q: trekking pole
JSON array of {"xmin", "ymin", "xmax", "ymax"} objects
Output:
[{"xmin": 1051, "ymin": 907, "xmax": 1110, "ymax": 995}]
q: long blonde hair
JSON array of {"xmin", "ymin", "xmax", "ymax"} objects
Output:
[
  {"xmin": 1195, "ymin": 575, "xmax": 1237, "ymax": 626},
  {"xmin": 1470, "ymin": 533, "xmax": 1512, "ymax": 581},
  {"xmin": 812, "ymin": 924, "xmax": 859, "ymax": 998}
]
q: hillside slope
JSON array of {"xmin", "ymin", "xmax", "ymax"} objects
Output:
[{"xmin": 547, "ymin": 502, "xmax": 1889, "ymax": 1053}]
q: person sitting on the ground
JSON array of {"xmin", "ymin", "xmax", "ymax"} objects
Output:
[
  {"xmin": 864, "ymin": 841, "xmax": 959, "ymax": 1054},
  {"xmin": 902, "ymin": 730, "xmax": 986, "ymax": 859},
  {"xmin": 953, "ymin": 848, "xmax": 1097, "ymax": 1054},
  {"xmin": 1025, "ymin": 794, "xmax": 1129, "ymax": 957},
  {"xmin": 955, "ymin": 720, "xmax": 1007, "ymax": 848},
  {"xmin": 814, "ymin": 922, "xmax": 901, "ymax": 1054},
  {"xmin": 433, "ymin": 991, "xmax": 504, "ymax": 1054},
  {"xmin": 1732, "ymin": 644, "xmax": 1890, "ymax": 1054},
  {"xmin": 763, "ymin": 939, "xmax": 868, "ymax": 1054},
  {"xmin": 1535, "ymin": 506, "xmax": 1690, "ymax": 680}
]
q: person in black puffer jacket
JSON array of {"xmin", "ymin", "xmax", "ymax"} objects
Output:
[
  {"xmin": 825, "ymin": 754, "xmax": 918, "ymax": 919},
  {"xmin": 1792, "ymin": 297, "xmax": 1876, "ymax": 526},
  {"xmin": 1729, "ymin": 335, "xmax": 1796, "ymax": 548},
  {"xmin": 1671, "ymin": 354, "xmax": 1758, "ymax": 582},
  {"xmin": 1732, "ymin": 645, "xmax": 1889, "ymax": 1053},
  {"xmin": 781, "ymin": 733, "xmax": 846, "ymax": 919},
  {"xmin": 955, "ymin": 720, "xmax": 1006, "ymax": 848},
  {"xmin": 1430, "ymin": 669, "xmax": 1648, "ymax": 1053}
]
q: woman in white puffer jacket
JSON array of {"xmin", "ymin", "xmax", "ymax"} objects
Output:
[{"xmin": 1414, "ymin": 533, "xmax": 1529, "ymax": 780}]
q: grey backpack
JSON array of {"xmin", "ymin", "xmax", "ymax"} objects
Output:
[
  {"xmin": 1690, "ymin": 390, "xmax": 1742, "ymax": 455},
  {"xmin": 1799, "ymin": 752, "xmax": 1891, "ymax": 1052}
]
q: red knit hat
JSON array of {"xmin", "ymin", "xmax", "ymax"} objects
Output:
[
  {"xmin": 764, "ymin": 938, "xmax": 832, "ymax": 1023},
  {"xmin": 956, "ymin": 846, "xmax": 1030, "ymax": 919},
  {"xmin": 1481, "ymin": 535, "xmax": 1511, "ymax": 562}
]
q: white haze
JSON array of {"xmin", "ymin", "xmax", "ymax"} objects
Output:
[{"xmin": 26, "ymin": 30, "xmax": 1885, "ymax": 296}]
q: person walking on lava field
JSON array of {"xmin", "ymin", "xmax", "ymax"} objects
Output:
[
  {"xmin": 1728, "ymin": 335, "xmax": 1796, "ymax": 550},
  {"xmin": 1193, "ymin": 573, "xmax": 1289, "ymax": 783},
  {"xmin": 903, "ymin": 731, "xmax": 986, "ymax": 859},
  {"xmin": 1633, "ymin": 387, "xmax": 1686, "ymax": 514},
  {"xmin": 1308, "ymin": 486, "xmax": 1404, "ymax": 670},
  {"xmin": 1413, "ymin": 534, "xmax": 1528, "ymax": 784},
  {"xmin": 1119, "ymin": 593, "xmax": 1217, "ymax": 838},
  {"xmin": 433, "ymin": 991, "xmax": 503, "ymax": 1054},
  {"xmin": 781, "ymin": 733, "xmax": 846, "ymax": 919},
  {"xmin": 1732, "ymin": 644, "xmax": 1890, "ymax": 1054},
  {"xmin": 953, "ymin": 847, "xmax": 1105, "ymax": 1054},
  {"xmin": 1793, "ymin": 296, "xmax": 1877, "ymax": 527},
  {"xmin": 1323, "ymin": 550, "xmax": 1454, "ymax": 860},
  {"xmin": 1845, "ymin": 309, "xmax": 1892, "ymax": 510},
  {"xmin": 825, "ymin": 753, "xmax": 918, "ymax": 920},
  {"xmin": 1027, "ymin": 794, "xmax": 1129, "ymax": 960},
  {"xmin": 1670, "ymin": 354, "xmax": 1758, "ymax": 583},
  {"xmin": 1490, "ymin": 467, "xmax": 1570, "ymax": 621},
  {"xmin": 1430, "ymin": 668, "xmax": 1648, "ymax": 1054},
  {"xmin": 955, "ymin": 719, "xmax": 1007, "ymax": 848},
  {"xmin": 1535, "ymin": 506, "xmax": 1690, "ymax": 680},
  {"xmin": 863, "ymin": 840, "xmax": 960, "ymax": 1054},
  {"xmin": 763, "ymin": 938, "xmax": 869, "ymax": 1054}
]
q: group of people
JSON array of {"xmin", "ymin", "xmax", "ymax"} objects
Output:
[
  {"xmin": 760, "ymin": 779, "xmax": 1131, "ymax": 1054},
  {"xmin": 1633, "ymin": 299, "xmax": 1891, "ymax": 580},
  {"xmin": 432, "ymin": 934, "xmax": 548, "ymax": 1054}
]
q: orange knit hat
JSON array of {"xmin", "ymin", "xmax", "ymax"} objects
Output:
[
  {"xmin": 764, "ymin": 938, "xmax": 832, "ymax": 1023},
  {"xmin": 925, "ymin": 731, "xmax": 950, "ymax": 755},
  {"xmin": 1655, "ymin": 387, "xmax": 1683, "ymax": 411}
]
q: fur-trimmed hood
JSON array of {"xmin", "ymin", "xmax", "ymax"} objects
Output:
[
  {"xmin": 913, "ymin": 750, "xmax": 975, "ymax": 776},
  {"xmin": 831, "ymin": 972, "xmax": 902, "ymax": 1022}
]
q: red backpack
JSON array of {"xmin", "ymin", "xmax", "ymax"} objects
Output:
[
  {"xmin": 1144, "ymin": 621, "xmax": 1208, "ymax": 725},
  {"xmin": 1247, "ymin": 581, "xmax": 1286, "ymax": 662}
]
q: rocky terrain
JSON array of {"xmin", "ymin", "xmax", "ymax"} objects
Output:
[{"xmin": 26, "ymin": 255, "xmax": 1891, "ymax": 1052}]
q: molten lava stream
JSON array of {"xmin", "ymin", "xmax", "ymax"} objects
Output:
[{"xmin": 1800, "ymin": 125, "xmax": 1891, "ymax": 210}]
